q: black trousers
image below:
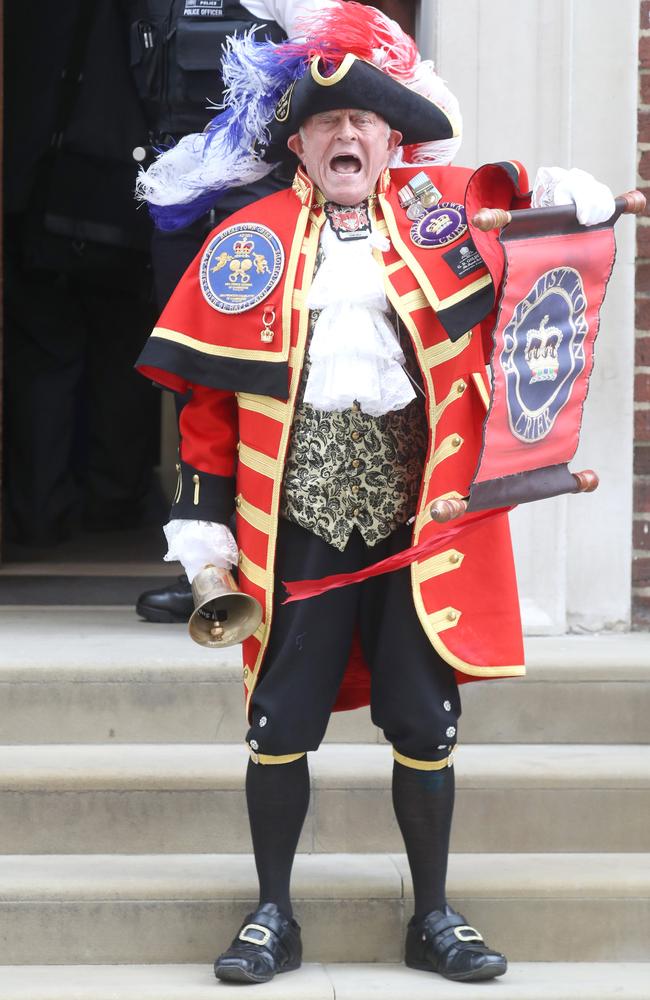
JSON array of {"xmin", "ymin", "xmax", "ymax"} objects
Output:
[
  {"xmin": 246, "ymin": 518, "xmax": 461, "ymax": 763},
  {"xmin": 3, "ymin": 238, "xmax": 158, "ymax": 544}
]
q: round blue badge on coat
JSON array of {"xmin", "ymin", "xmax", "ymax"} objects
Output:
[
  {"xmin": 410, "ymin": 202, "xmax": 467, "ymax": 249},
  {"xmin": 199, "ymin": 223, "xmax": 284, "ymax": 313}
]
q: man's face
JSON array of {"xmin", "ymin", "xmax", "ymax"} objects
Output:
[{"xmin": 287, "ymin": 109, "xmax": 402, "ymax": 205}]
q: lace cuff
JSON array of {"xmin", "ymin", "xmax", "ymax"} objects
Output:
[
  {"xmin": 163, "ymin": 520, "xmax": 238, "ymax": 583},
  {"xmin": 532, "ymin": 166, "xmax": 615, "ymax": 225},
  {"xmin": 532, "ymin": 166, "xmax": 566, "ymax": 209}
]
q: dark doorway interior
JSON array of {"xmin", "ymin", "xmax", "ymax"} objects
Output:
[{"xmin": 2, "ymin": 1, "xmax": 166, "ymax": 600}]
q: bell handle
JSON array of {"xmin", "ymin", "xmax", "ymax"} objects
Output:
[{"xmin": 430, "ymin": 497, "xmax": 468, "ymax": 523}]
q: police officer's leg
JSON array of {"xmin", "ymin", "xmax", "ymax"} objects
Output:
[
  {"xmin": 4, "ymin": 246, "xmax": 85, "ymax": 544},
  {"xmin": 360, "ymin": 524, "xmax": 507, "ymax": 982},
  {"xmin": 136, "ymin": 218, "xmax": 213, "ymax": 622}
]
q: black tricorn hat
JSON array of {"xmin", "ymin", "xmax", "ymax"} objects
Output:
[{"xmin": 260, "ymin": 54, "xmax": 458, "ymax": 163}]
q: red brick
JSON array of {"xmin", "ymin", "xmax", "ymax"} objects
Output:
[
  {"xmin": 639, "ymin": 149, "xmax": 650, "ymax": 180},
  {"xmin": 636, "ymin": 372, "xmax": 650, "ymax": 402},
  {"xmin": 639, "ymin": 109, "xmax": 650, "ymax": 143},
  {"xmin": 642, "ymin": 72, "xmax": 650, "ymax": 105},
  {"xmin": 635, "ymin": 408, "xmax": 650, "ymax": 440},
  {"xmin": 641, "ymin": 36, "xmax": 650, "ymax": 68},
  {"xmin": 635, "ymin": 299, "xmax": 650, "ymax": 329},
  {"xmin": 634, "ymin": 476, "xmax": 650, "ymax": 512},
  {"xmin": 633, "ymin": 519, "xmax": 650, "ymax": 550},
  {"xmin": 637, "ymin": 262, "xmax": 650, "ymax": 293},
  {"xmin": 643, "ymin": 0, "xmax": 650, "ymax": 28},
  {"xmin": 637, "ymin": 223, "xmax": 650, "ymax": 258},
  {"xmin": 632, "ymin": 556, "xmax": 650, "ymax": 587},
  {"xmin": 634, "ymin": 444, "xmax": 650, "ymax": 474},
  {"xmin": 637, "ymin": 335, "xmax": 650, "ymax": 363},
  {"xmin": 632, "ymin": 595, "xmax": 650, "ymax": 630}
]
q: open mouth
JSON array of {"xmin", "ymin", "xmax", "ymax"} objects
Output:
[{"xmin": 329, "ymin": 154, "xmax": 362, "ymax": 174}]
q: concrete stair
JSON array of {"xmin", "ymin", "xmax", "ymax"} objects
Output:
[
  {"xmin": 2, "ymin": 963, "xmax": 650, "ymax": 1000},
  {"xmin": 1, "ymin": 743, "xmax": 648, "ymax": 853},
  {"xmin": 1, "ymin": 611, "xmax": 649, "ymax": 744},
  {"xmin": 1, "ymin": 852, "xmax": 649, "ymax": 963},
  {"xmin": 0, "ymin": 609, "xmax": 649, "ymax": 996}
]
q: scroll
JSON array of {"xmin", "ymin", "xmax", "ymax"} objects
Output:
[
  {"xmin": 283, "ymin": 185, "xmax": 644, "ymax": 603},
  {"xmin": 431, "ymin": 190, "xmax": 645, "ymax": 523}
]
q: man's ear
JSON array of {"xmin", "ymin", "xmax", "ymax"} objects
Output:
[
  {"xmin": 388, "ymin": 129, "xmax": 403, "ymax": 153},
  {"xmin": 287, "ymin": 132, "xmax": 304, "ymax": 161}
]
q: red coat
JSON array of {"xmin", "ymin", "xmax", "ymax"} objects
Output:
[{"xmin": 138, "ymin": 162, "xmax": 531, "ymax": 717}]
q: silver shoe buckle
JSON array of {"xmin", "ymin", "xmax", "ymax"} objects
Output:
[
  {"xmin": 454, "ymin": 924, "xmax": 483, "ymax": 943},
  {"xmin": 238, "ymin": 923, "xmax": 272, "ymax": 947}
]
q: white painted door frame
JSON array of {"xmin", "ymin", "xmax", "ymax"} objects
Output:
[{"xmin": 419, "ymin": 0, "xmax": 638, "ymax": 632}]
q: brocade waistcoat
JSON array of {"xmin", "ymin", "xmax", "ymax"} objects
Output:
[{"xmin": 280, "ymin": 289, "xmax": 428, "ymax": 550}]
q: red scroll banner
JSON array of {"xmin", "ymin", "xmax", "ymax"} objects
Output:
[
  {"xmin": 461, "ymin": 191, "xmax": 643, "ymax": 513},
  {"xmin": 284, "ymin": 185, "xmax": 644, "ymax": 602}
]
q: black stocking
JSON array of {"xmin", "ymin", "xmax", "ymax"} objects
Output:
[
  {"xmin": 246, "ymin": 754, "xmax": 311, "ymax": 918},
  {"xmin": 392, "ymin": 759, "xmax": 455, "ymax": 920}
]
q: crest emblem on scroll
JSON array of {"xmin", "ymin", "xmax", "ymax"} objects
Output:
[{"xmin": 500, "ymin": 267, "xmax": 588, "ymax": 443}]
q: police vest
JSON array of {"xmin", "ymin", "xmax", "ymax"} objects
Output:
[{"xmin": 127, "ymin": 0, "xmax": 286, "ymax": 136}]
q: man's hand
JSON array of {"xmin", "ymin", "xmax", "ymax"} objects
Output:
[{"xmin": 533, "ymin": 166, "xmax": 616, "ymax": 227}]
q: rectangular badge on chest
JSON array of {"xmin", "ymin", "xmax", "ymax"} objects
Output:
[
  {"xmin": 183, "ymin": 0, "xmax": 224, "ymax": 16},
  {"xmin": 442, "ymin": 239, "xmax": 485, "ymax": 280}
]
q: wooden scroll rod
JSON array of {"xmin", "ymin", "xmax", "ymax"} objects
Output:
[
  {"xmin": 429, "ymin": 470, "xmax": 600, "ymax": 524},
  {"xmin": 472, "ymin": 190, "xmax": 646, "ymax": 233}
]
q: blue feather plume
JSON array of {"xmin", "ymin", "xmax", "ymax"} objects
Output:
[{"xmin": 137, "ymin": 31, "xmax": 312, "ymax": 230}]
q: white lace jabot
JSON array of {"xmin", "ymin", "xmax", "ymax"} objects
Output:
[{"xmin": 304, "ymin": 214, "xmax": 416, "ymax": 417}]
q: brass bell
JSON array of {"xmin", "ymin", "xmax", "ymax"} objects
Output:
[{"xmin": 188, "ymin": 565, "xmax": 262, "ymax": 649}]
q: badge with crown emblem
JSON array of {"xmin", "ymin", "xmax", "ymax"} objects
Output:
[
  {"xmin": 500, "ymin": 267, "xmax": 588, "ymax": 444},
  {"xmin": 199, "ymin": 224, "xmax": 284, "ymax": 314},
  {"xmin": 410, "ymin": 201, "xmax": 467, "ymax": 249}
]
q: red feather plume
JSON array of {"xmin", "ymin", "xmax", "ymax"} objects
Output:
[{"xmin": 284, "ymin": 0, "xmax": 419, "ymax": 81}]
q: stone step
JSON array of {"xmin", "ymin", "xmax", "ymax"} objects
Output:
[
  {"xmin": 1, "ymin": 610, "xmax": 649, "ymax": 744},
  {"xmin": 1, "ymin": 963, "xmax": 649, "ymax": 1000},
  {"xmin": 0, "ymin": 852, "xmax": 647, "ymax": 964},
  {"xmin": 1, "ymin": 743, "xmax": 648, "ymax": 854}
]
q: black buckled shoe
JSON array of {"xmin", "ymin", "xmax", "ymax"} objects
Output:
[
  {"xmin": 405, "ymin": 904, "xmax": 507, "ymax": 982},
  {"xmin": 135, "ymin": 575, "xmax": 194, "ymax": 623},
  {"xmin": 214, "ymin": 902, "xmax": 302, "ymax": 984}
]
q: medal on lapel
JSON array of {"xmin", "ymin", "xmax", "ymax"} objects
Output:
[{"xmin": 398, "ymin": 170, "xmax": 442, "ymax": 221}]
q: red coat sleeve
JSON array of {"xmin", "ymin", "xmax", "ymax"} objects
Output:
[{"xmin": 172, "ymin": 385, "xmax": 239, "ymax": 522}]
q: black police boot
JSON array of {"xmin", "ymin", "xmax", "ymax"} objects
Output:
[
  {"xmin": 405, "ymin": 904, "xmax": 507, "ymax": 982},
  {"xmin": 214, "ymin": 902, "xmax": 302, "ymax": 984},
  {"xmin": 135, "ymin": 574, "xmax": 194, "ymax": 623}
]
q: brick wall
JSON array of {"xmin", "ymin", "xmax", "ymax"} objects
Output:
[{"xmin": 636, "ymin": 0, "xmax": 650, "ymax": 626}]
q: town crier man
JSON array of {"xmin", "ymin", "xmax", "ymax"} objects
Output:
[{"xmin": 135, "ymin": 1, "xmax": 615, "ymax": 985}]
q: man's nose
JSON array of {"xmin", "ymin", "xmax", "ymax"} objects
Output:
[{"xmin": 336, "ymin": 114, "xmax": 358, "ymax": 140}]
